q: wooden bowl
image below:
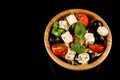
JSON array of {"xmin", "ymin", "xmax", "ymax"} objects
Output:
[{"xmin": 44, "ymin": 9, "xmax": 112, "ymax": 71}]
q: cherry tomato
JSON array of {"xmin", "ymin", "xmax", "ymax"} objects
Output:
[
  {"xmin": 77, "ymin": 13, "xmax": 89, "ymax": 27},
  {"xmin": 89, "ymin": 44, "xmax": 105, "ymax": 53},
  {"xmin": 51, "ymin": 43, "xmax": 68, "ymax": 56}
]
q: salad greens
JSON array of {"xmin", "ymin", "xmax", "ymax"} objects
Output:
[
  {"xmin": 74, "ymin": 22, "xmax": 86, "ymax": 37},
  {"xmin": 71, "ymin": 22, "xmax": 87, "ymax": 53},
  {"xmin": 51, "ymin": 21, "xmax": 65, "ymax": 37},
  {"xmin": 71, "ymin": 42, "xmax": 86, "ymax": 54}
]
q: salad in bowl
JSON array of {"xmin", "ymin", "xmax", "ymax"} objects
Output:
[{"xmin": 44, "ymin": 9, "xmax": 112, "ymax": 71}]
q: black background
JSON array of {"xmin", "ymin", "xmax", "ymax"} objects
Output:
[{"xmin": 31, "ymin": 0, "xmax": 117, "ymax": 80}]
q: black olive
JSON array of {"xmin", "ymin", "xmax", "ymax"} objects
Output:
[
  {"xmin": 49, "ymin": 35, "xmax": 62, "ymax": 43},
  {"xmin": 90, "ymin": 20, "xmax": 103, "ymax": 28},
  {"xmin": 94, "ymin": 33, "xmax": 105, "ymax": 44},
  {"xmin": 89, "ymin": 53, "xmax": 97, "ymax": 63},
  {"xmin": 88, "ymin": 20, "xmax": 103, "ymax": 33}
]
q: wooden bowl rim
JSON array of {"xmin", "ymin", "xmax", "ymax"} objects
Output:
[{"xmin": 44, "ymin": 9, "xmax": 112, "ymax": 71}]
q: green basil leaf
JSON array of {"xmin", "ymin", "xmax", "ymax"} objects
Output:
[
  {"xmin": 71, "ymin": 42, "xmax": 86, "ymax": 54},
  {"xmin": 74, "ymin": 22, "xmax": 86, "ymax": 36}
]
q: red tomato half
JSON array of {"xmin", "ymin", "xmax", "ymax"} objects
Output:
[
  {"xmin": 77, "ymin": 13, "xmax": 89, "ymax": 27},
  {"xmin": 89, "ymin": 44, "xmax": 105, "ymax": 53},
  {"xmin": 51, "ymin": 43, "xmax": 68, "ymax": 56}
]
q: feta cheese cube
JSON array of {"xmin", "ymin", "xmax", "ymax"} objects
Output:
[
  {"xmin": 84, "ymin": 33, "xmax": 95, "ymax": 45},
  {"xmin": 61, "ymin": 31, "xmax": 73, "ymax": 43},
  {"xmin": 66, "ymin": 14, "xmax": 78, "ymax": 25},
  {"xmin": 59, "ymin": 20, "xmax": 69, "ymax": 30},
  {"xmin": 65, "ymin": 48, "xmax": 76, "ymax": 61},
  {"xmin": 97, "ymin": 26, "xmax": 108, "ymax": 36},
  {"xmin": 77, "ymin": 53, "xmax": 90, "ymax": 64}
]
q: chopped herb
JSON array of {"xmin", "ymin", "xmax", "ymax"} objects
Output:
[
  {"xmin": 74, "ymin": 22, "xmax": 86, "ymax": 37},
  {"xmin": 51, "ymin": 21, "xmax": 65, "ymax": 37},
  {"xmin": 71, "ymin": 42, "xmax": 86, "ymax": 54}
]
